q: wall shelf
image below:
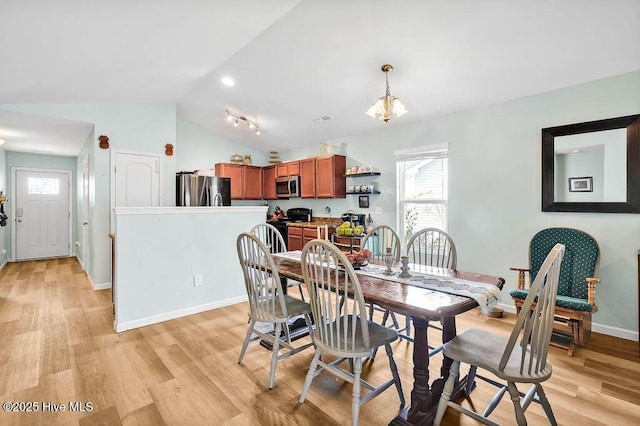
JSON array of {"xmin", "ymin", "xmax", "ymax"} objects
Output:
[
  {"xmin": 345, "ymin": 172, "xmax": 381, "ymax": 177},
  {"xmin": 346, "ymin": 190, "xmax": 380, "ymax": 195}
]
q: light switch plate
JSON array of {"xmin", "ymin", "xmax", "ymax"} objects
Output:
[{"xmin": 375, "ymin": 207, "xmax": 383, "ymax": 214}]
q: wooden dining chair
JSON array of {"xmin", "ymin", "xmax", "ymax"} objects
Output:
[
  {"xmin": 236, "ymin": 232, "xmax": 313, "ymax": 389},
  {"xmin": 406, "ymin": 227, "xmax": 457, "ymax": 270},
  {"xmin": 434, "ymin": 243, "xmax": 565, "ymax": 426},
  {"xmin": 251, "ymin": 222, "xmax": 306, "ymax": 301},
  {"xmin": 361, "ymin": 225, "xmax": 410, "ymax": 342},
  {"xmin": 299, "ymin": 239, "xmax": 405, "ymax": 426},
  {"xmin": 406, "ymin": 227, "xmax": 458, "ymax": 355}
]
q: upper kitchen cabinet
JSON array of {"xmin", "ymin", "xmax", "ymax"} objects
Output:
[
  {"xmin": 262, "ymin": 165, "xmax": 276, "ymax": 200},
  {"xmin": 215, "ymin": 163, "xmax": 243, "ymax": 199},
  {"xmin": 243, "ymin": 165, "xmax": 263, "ymax": 199},
  {"xmin": 299, "ymin": 158, "xmax": 316, "ymax": 198},
  {"xmin": 214, "ymin": 163, "xmax": 263, "ymax": 200},
  {"xmin": 276, "ymin": 160, "xmax": 300, "ymax": 178},
  {"xmin": 316, "ymin": 155, "xmax": 346, "ymax": 198}
]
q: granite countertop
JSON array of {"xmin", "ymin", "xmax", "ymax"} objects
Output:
[{"xmin": 287, "ymin": 218, "xmax": 342, "ymax": 228}]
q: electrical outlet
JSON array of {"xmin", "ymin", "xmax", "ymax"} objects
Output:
[
  {"xmin": 375, "ymin": 207, "xmax": 383, "ymax": 214},
  {"xmin": 1, "ymin": 249, "xmax": 6, "ymax": 254},
  {"xmin": 193, "ymin": 274, "xmax": 202, "ymax": 287}
]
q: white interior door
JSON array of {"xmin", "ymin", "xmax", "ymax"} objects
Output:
[
  {"xmin": 111, "ymin": 151, "xmax": 161, "ymax": 231},
  {"xmin": 15, "ymin": 169, "xmax": 71, "ymax": 260},
  {"xmin": 113, "ymin": 152, "xmax": 160, "ymax": 208},
  {"xmin": 81, "ymin": 155, "xmax": 91, "ymax": 272}
]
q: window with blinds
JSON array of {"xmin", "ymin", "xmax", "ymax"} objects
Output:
[{"xmin": 395, "ymin": 144, "xmax": 448, "ymax": 243}]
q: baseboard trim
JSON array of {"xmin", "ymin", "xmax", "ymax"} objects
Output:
[
  {"xmin": 114, "ymin": 295, "xmax": 248, "ymax": 333},
  {"xmin": 93, "ymin": 282, "xmax": 112, "ymax": 291},
  {"xmin": 498, "ymin": 302, "xmax": 638, "ymax": 342},
  {"xmin": 75, "ymin": 254, "xmax": 85, "ymax": 272}
]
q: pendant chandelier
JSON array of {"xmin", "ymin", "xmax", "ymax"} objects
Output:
[{"xmin": 366, "ymin": 64, "xmax": 407, "ymax": 123}]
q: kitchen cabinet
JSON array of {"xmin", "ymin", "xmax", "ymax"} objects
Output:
[
  {"xmin": 215, "ymin": 163, "xmax": 243, "ymax": 199},
  {"xmin": 276, "ymin": 160, "xmax": 300, "ymax": 178},
  {"xmin": 299, "ymin": 158, "xmax": 316, "ymax": 198},
  {"xmin": 262, "ymin": 166, "xmax": 276, "ymax": 200},
  {"xmin": 214, "ymin": 163, "xmax": 262, "ymax": 200},
  {"xmin": 288, "ymin": 161, "xmax": 300, "ymax": 176},
  {"xmin": 302, "ymin": 228, "xmax": 318, "ymax": 247},
  {"xmin": 316, "ymin": 155, "xmax": 346, "ymax": 198},
  {"xmin": 243, "ymin": 166, "xmax": 263, "ymax": 199},
  {"xmin": 288, "ymin": 227, "xmax": 303, "ymax": 251}
]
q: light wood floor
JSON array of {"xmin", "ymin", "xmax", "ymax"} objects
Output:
[{"xmin": 1, "ymin": 257, "xmax": 639, "ymax": 425}]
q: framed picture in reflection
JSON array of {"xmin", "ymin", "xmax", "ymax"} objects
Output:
[
  {"xmin": 568, "ymin": 176, "xmax": 593, "ymax": 192},
  {"xmin": 359, "ymin": 195, "xmax": 369, "ymax": 208}
]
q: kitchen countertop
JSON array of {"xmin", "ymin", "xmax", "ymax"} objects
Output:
[{"xmin": 287, "ymin": 218, "xmax": 342, "ymax": 228}]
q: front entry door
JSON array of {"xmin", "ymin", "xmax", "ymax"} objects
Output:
[{"xmin": 15, "ymin": 169, "xmax": 71, "ymax": 260}]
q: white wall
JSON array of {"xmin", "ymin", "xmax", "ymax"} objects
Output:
[
  {"xmin": 113, "ymin": 206, "xmax": 267, "ymax": 331},
  {"xmin": 278, "ymin": 70, "xmax": 640, "ymax": 337},
  {"xmin": 0, "ymin": 103, "xmax": 177, "ymax": 286},
  {"xmin": 0, "ymin": 147, "xmax": 7, "ymax": 268},
  {"xmin": 176, "ymin": 118, "xmax": 268, "ymax": 171}
]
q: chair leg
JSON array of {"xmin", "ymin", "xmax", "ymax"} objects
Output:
[
  {"xmin": 535, "ymin": 383, "xmax": 557, "ymax": 426},
  {"xmin": 238, "ymin": 319, "xmax": 256, "ymax": 364},
  {"xmin": 298, "ymin": 284, "xmax": 306, "ymax": 302},
  {"xmin": 434, "ymin": 360, "xmax": 460, "ymax": 426},
  {"xmin": 405, "ymin": 315, "xmax": 411, "ymax": 337},
  {"xmin": 352, "ymin": 357, "xmax": 363, "ymax": 426},
  {"xmin": 268, "ymin": 322, "xmax": 282, "ymax": 389},
  {"xmin": 385, "ymin": 343, "xmax": 405, "ymax": 408},
  {"xmin": 466, "ymin": 365, "xmax": 477, "ymax": 395},
  {"xmin": 506, "ymin": 381, "xmax": 527, "ymax": 426},
  {"xmin": 299, "ymin": 351, "xmax": 322, "ymax": 403}
]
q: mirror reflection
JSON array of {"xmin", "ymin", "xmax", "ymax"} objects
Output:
[
  {"xmin": 554, "ymin": 128, "xmax": 627, "ymax": 202},
  {"xmin": 541, "ymin": 113, "xmax": 640, "ymax": 213}
]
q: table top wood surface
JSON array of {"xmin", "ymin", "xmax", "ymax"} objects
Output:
[{"xmin": 271, "ymin": 255, "xmax": 505, "ymax": 321}]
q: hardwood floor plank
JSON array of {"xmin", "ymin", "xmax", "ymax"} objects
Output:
[
  {"xmin": 39, "ymin": 321, "xmax": 71, "ymax": 376},
  {"xmin": 121, "ymin": 403, "xmax": 167, "ymax": 426},
  {"xmin": 1, "ymin": 257, "xmax": 640, "ymax": 425},
  {"xmin": 78, "ymin": 406, "xmax": 122, "ymax": 426}
]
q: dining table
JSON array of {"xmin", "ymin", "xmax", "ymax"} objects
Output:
[{"xmin": 270, "ymin": 251, "xmax": 505, "ymax": 426}]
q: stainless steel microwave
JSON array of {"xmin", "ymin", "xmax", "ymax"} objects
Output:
[{"xmin": 275, "ymin": 175, "xmax": 300, "ymax": 198}]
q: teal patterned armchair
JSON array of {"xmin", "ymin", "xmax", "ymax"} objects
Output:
[{"xmin": 510, "ymin": 228, "xmax": 600, "ymax": 356}]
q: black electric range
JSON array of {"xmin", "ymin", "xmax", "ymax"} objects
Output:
[{"xmin": 269, "ymin": 207, "xmax": 313, "ymax": 243}]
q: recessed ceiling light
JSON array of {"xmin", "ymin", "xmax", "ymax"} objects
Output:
[
  {"xmin": 221, "ymin": 76, "xmax": 235, "ymax": 87},
  {"xmin": 313, "ymin": 115, "xmax": 333, "ymax": 123}
]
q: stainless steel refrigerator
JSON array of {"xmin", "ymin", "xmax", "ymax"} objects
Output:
[{"xmin": 176, "ymin": 172, "xmax": 231, "ymax": 206}]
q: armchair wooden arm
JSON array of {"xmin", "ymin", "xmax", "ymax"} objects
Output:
[
  {"xmin": 509, "ymin": 267, "xmax": 530, "ymax": 290},
  {"xmin": 586, "ymin": 277, "xmax": 600, "ymax": 305}
]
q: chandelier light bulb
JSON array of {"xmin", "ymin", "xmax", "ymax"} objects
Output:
[{"xmin": 366, "ymin": 64, "xmax": 407, "ymax": 122}]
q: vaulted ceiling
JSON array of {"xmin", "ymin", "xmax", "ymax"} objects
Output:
[{"xmin": 1, "ymin": 0, "xmax": 639, "ymax": 156}]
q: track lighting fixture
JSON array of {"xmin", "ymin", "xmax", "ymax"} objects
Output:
[{"xmin": 225, "ymin": 110, "xmax": 261, "ymax": 135}]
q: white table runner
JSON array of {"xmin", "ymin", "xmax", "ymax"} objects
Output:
[{"xmin": 272, "ymin": 251, "xmax": 500, "ymax": 314}]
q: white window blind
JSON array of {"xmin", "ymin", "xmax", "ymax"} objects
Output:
[{"xmin": 395, "ymin": 144, "xmax": 448, "ymax": 244}]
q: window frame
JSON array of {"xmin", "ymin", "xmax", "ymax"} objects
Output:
[{"xmin": 395, "ymin": 144, "xmax": 449, "ymax": 245}]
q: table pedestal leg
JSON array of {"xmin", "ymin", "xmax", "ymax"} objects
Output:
[
  {"xmin": 391, "ymin": 316, "xmax": 469, "ymax": 426},
  {"xmin": 406, "ymin": 317, "xmax": 433, "ymax": 424}
]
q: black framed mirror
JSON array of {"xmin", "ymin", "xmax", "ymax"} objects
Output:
[{"xmin": 542, "ymin": 114, "xmax": 640, "ymax": 213}]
